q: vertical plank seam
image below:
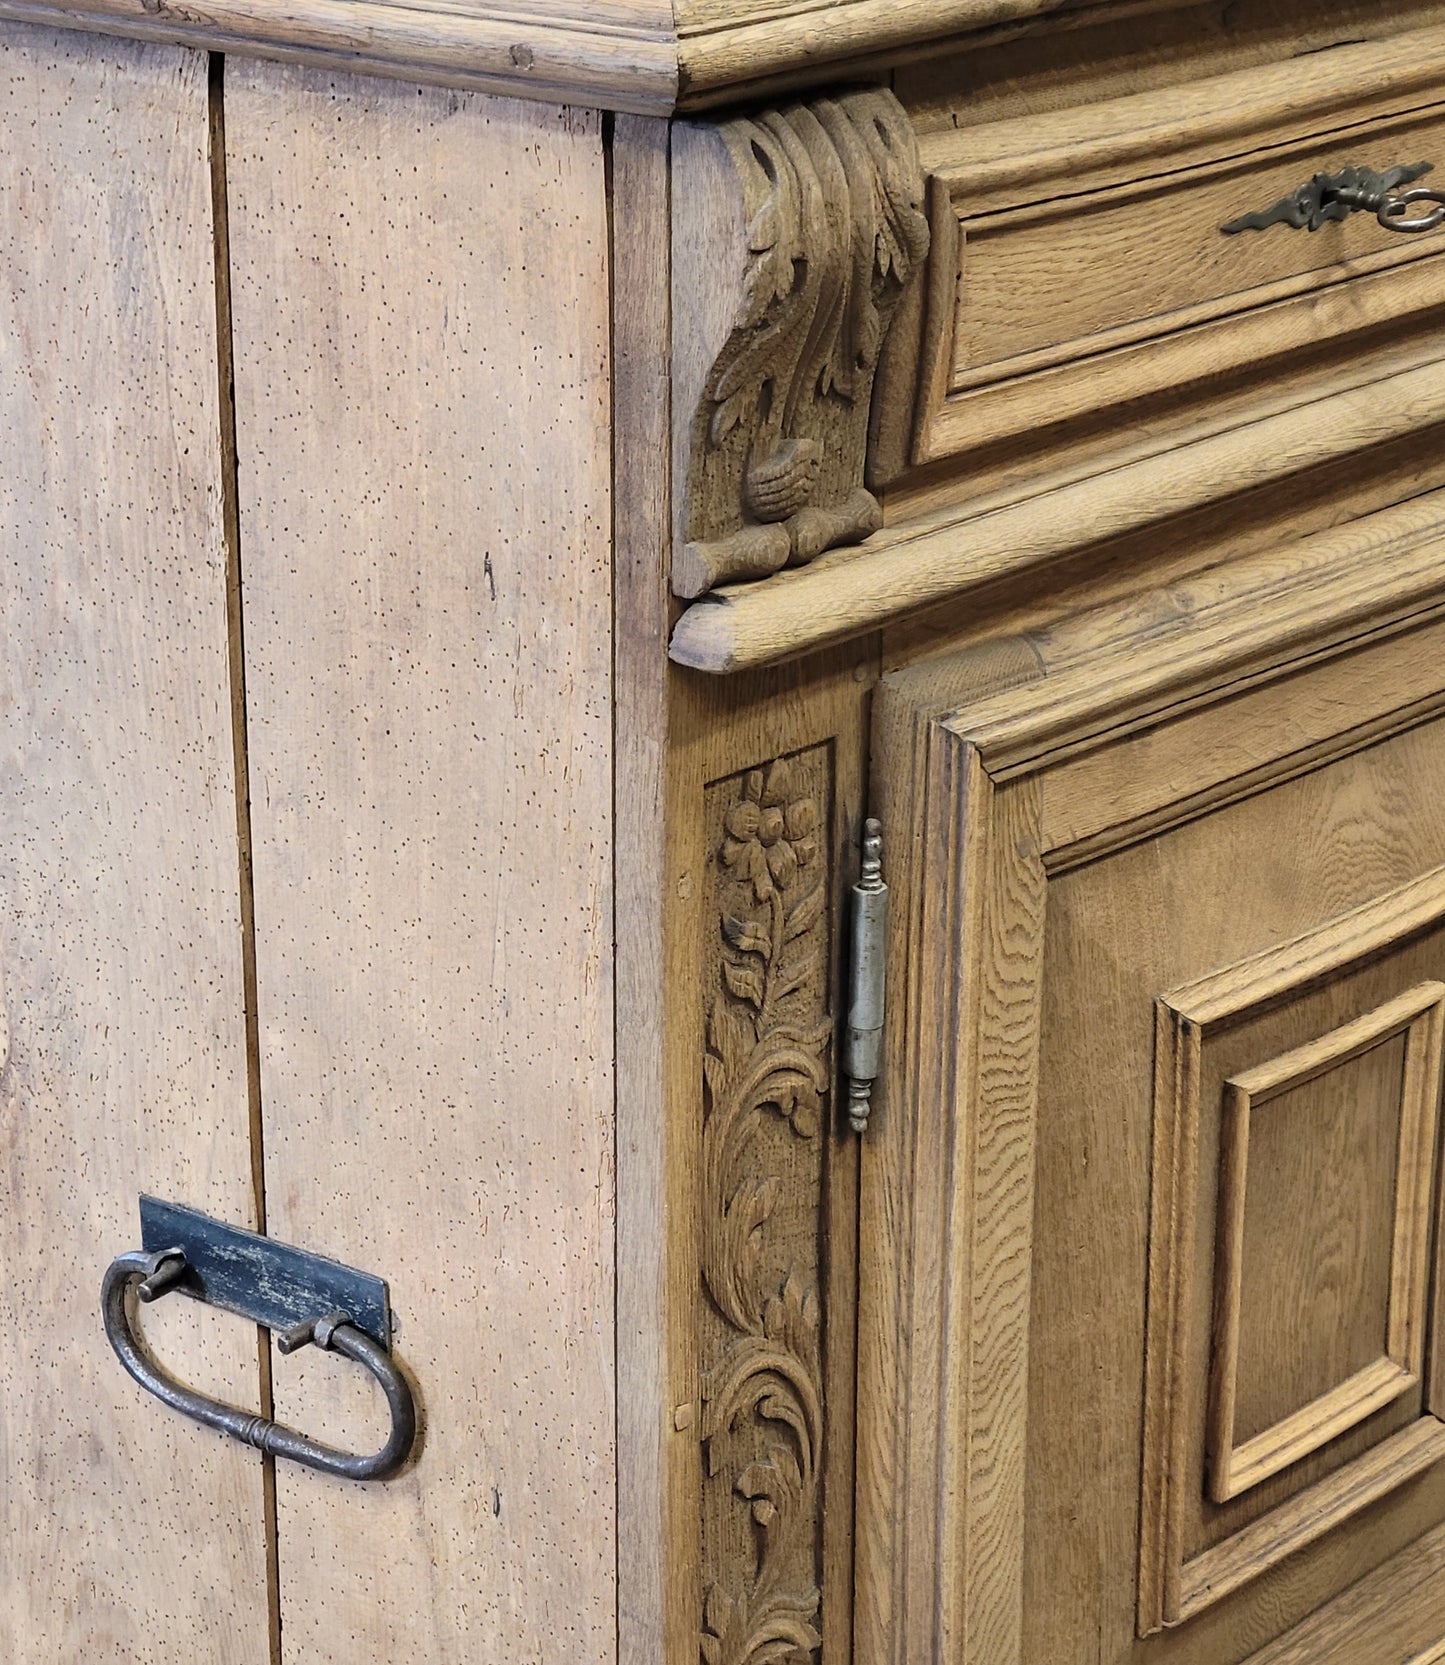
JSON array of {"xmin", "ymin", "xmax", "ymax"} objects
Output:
[
  {"xmin": 604, "ymin": 106, "xmax": 621, "ymax": 1665},
  {"xmin": 208, "ymin": 51, "xmax": 282, "ymax": 1665}
]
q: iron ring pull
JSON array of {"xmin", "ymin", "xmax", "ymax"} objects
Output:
[
  {"xmin": 102, "ymin": 1247, "xmax": 417, "ymax": 1481},
  {"xmin": 1376, "ymin": 187, "xmax": 1445, "ymax": 234}
]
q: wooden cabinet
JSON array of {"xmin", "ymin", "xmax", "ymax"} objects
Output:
[{"xmin": 6, "ymin": 3, "xmax": 1445, "ymax": 1662}]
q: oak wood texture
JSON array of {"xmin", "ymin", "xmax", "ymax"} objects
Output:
[
  {"xmin": 855, "ymin": 651, "xmax": 1044, "ymax": 1665},
  {"xmin": 669, "ymin": 346, "xmax": 1445, "ymax": 672},
  {"xmin": 857, "ymin": 513, "xmax": 1445, "ymax": 1665},
  {"xmin": 0, "ymin": 24, "xmax": 271, "ymax": 1661},
  {"xmin": 223, "ymin": 64, "xmax": 615, "ymax": 1661},
  {"xmin": 611, "ymin": 112, "xmax": 698, "ymax": 1665},
  {"xmin": 1180, "ymin": 1421, "xmax": 1445, "ymax": 1621},
  {"xmin": 637, "ymin": 646, "xmax": 873, "ymax": 1665},
  {"xmin": 0, "ymin": 0, "xmax": 681, "ymax": 112},
  {"xmin": 892, "ymin": 24, "xmax": 1445, "ymax": 465},
  {"xmin": 1244, "ymin": 1516, "xmax": 1445, "ymax": 1663},
  {"xmin": 699, "ymin": 746, "xmax": 834, "ymax": 1662},
  {"xmin": 611, "ymin": 112, "xmax": 866, "ymax": 1665}
]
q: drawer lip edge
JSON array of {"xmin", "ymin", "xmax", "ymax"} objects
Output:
[{"xmin": 669, "ymin": 348, "xmax": 1445, "ymax": 675}]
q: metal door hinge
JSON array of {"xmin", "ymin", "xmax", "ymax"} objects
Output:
[{"xmin": 844, "ymin": 818, "xmax": 888, "ymax": 1135}]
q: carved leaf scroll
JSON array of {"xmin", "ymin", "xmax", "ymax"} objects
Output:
[
  {"xmin": 700, "ymin": 752, "xmax": 833, "ymax": 1665},
  {"xmin": 676, "ymin": 90, "xmax": 930, "ymax": 600}
]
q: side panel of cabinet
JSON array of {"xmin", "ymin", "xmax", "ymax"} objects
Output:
[
  {"xmin": 0, "ymin": 26, "xmax": 271, "ymax": 1661},
  {"xmin": 857, "ymin": 496, "xmax": 1445, "ymax": 1665},
  {"xmin": 223, "ymin": 66, "xmax": 616, "ymax": 1662}
]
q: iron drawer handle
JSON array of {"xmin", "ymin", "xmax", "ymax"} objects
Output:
[
  {"xmin": 102, "ymin": 1246, "xmax": 417, "ymax": 1481},
  {"xmin": 1222, "ymin": 161, "xmax": 1445, "ymax": 236}
]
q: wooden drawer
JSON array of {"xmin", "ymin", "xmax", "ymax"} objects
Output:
[{"xmin": 897, "ymin": 25, "xmax": 1445, "ymax": 468}]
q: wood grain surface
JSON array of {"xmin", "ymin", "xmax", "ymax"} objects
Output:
[
  {"xmin": 1036, "ymin": 725, "xmax": 1445, "ymax": 1658},
  {"xmin": 1245, "ymin": 1517, "xmax": 1445, "ymax": 1663},
  {"xmin": 674, "ymin": 650, "xmax": 874, "ymax": 1665},
  {"xmin": 0, "ymin": 24, "xmax": 270, "ymax": 1662},
  {"xmin": 918, "ymin": 22, "xmax": 1445, "ymax": 202},
  {"xmin": 1221, "ymin": 1037, "xmax": 1411, "ymax": 1468},
  {"xmin": 224, "ymin": 63, "xmax": 615, "ymax": 1662},
  {"xmin": 610, "ymin": 111, "xmax": 701, "ymax": 1665},
  {"xmin": 892, "ymin": 23, "xmax": 1445, "ymax": 467},
  {"xmin": 0, "ymin": 0, "xmax": 681, "ymax": 111}
]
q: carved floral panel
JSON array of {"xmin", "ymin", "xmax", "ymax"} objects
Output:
[{"xmin": 699, "ymin": 746, "xmax": 834, "ymax": 1665}]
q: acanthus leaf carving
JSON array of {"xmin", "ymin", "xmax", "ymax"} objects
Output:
[
  {"xmin": 676, "ymin": 89, "xmax": 930, "ymax": 601},
  {"xmin": 700, "ymin": 754, "xmax": 832, "ymax": 1665}
]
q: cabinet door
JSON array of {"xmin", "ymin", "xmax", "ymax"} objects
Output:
[
  {"xmin": 856, "ymin": 496, "xmax": 1445, "ymax": 1665},
  {"xmin": 0, "ymin": 24, "xmax": 270, "ymax": 1661}
]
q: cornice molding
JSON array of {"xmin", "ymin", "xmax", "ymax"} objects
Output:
[{"xmin": 0, "ymin": 0, "xmax": 1142, "ymax": 114}]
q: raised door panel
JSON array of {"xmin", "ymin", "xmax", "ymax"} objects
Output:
[
  {"xmin": 0, "ymin": 24, "xmax": 270, "ymax": 1661},
  {"xmin": 224, "ymin": 63, "xmax": 615, "ymax": 1662},
  {"xmin": 856, "ymin": 492, "xmax": 1445, "ymax": 1665}
]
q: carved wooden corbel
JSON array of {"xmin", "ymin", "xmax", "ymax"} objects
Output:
[{"xmin": 672, "ymin": 89, "xmax": 930, "ymax": 601}]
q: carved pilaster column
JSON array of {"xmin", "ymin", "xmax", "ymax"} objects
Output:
[{"xmin": 700, "ymin": 750, "xmax": 833, "ymax": 1665}]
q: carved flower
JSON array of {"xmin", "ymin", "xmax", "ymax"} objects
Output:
[{"xmin": 722, "ymin": 763, "xmax": 819, "ymax": 902}]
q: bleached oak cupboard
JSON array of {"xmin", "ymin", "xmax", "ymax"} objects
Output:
[{"xmin": 6, "ymin": 1, "xmax": 1445, "ymax": 1661}]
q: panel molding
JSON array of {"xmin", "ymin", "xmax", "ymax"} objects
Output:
[
  {"xmin": 1244, "ymin": 1518, "xmax": 1445, "ymax": 1664},
  {"xmin": 901, "ymin": 23, "xmax": 1445, "ymax": 466},
  {"xmin": 1181, "ymin": 1420, "xmax": 1445, "ymax": 1624},
  {"xmin": 1209, "ymin": 985, "xmax": 1445, "ymax": 1504},
  {"xmin": 0, "ymin": 0, "xmax": 1158, "ymax": 115},
  {"xmin": 1141, "ymin": 899, "xmax": 1445, "ymax": 1631},
  {"xmin": 668, "ymin": 358, "xmax": 1445, "ymax": 674},
  {"xmin": 854, "ymin": 707, "xmax": 1046, "ymax": 1665}
]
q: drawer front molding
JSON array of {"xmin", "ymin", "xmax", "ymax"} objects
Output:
[
  {"xmin": 673, "ymin": 88, "xmax": 929, "ymax": 601},
  {"xmin": 893, "ymin": 24, "xmax": 1445, "ymax": 471},
  {"xmin": 701, "ymin": 750, "xmax": 834, "ymax": 1664}
]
